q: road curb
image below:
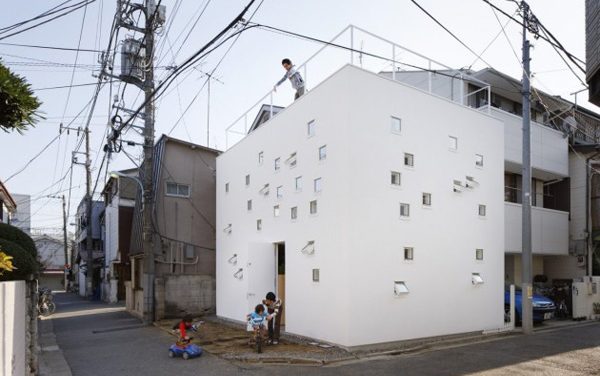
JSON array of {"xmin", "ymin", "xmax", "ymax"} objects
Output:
[{"xmin": 38, "ymin": 319, "xmax": 73, "ymax": 376}]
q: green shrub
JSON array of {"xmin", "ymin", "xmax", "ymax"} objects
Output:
[
  {"xmin": 0, "ymin": 222, "xmax": 37, "ymax": 258},
  {"xmin": 0, "ymin": 238, "xmax": 37, "ymax": 281}
]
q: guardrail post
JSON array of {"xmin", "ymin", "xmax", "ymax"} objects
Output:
[
  {"xmin": 350, "ymin": 26, "xmax": 354, "ymax": 65},
  {"xmin": 428, "ymin": 60, "xmax": 432, "ymax": 94},
  {"xmin": 459, "ymin": 73, "xmax": 464, "ymax": 105},
  {"xmin": 244, "ymin": 114, "xmax": 248, "ymax": 133},
  {"xmin": 304, "ymin": 65, "xmax": 307, "ymax": 89},
  {"xmin": 392, "ymin": 45, "xmax": 396, "ymax": 80},
  {"xmin": 487, "ymin": 85, "xmax": 492, "ymax": 114},
  {"xmin": 270, "ymin": 92, "xmax": 274, "ymax": 118}
]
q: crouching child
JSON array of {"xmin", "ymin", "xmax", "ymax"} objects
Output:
[{"xmin": 263, "ymin": 292, "xmax": 283, "ymax": 345}]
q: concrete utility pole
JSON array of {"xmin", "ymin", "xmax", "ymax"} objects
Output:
[
  {"xmin": 141, "ymin": 0, "xmax": 157, "ymax": 325},
  {"xmin": 84, "ymin": 126, "xmax": 94, "ymax": 299},
  {"xmin": 520, "ymin": 0, "xmax": 538, "ymax": 335},
  {"xmin": 47, "ymin": 194, "xmax": 69, "ymax": 288}
]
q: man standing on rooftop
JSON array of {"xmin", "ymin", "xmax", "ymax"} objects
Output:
[{"xmin": 274, "ymin": 58, "xmax": 305, "ymax": 100}]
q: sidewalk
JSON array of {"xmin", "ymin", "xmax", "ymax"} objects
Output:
[{"xmin": 38, "ymin": 317, "xmax": 72, "ymax": 376}]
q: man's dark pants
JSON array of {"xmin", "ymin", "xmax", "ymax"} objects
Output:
[{"xmin": 268, "ymin": 305, "xmax": 283, "ymax": 341}]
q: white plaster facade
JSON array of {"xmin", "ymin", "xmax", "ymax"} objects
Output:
[{"xmin": 217, "ymin": 65, "xmax": 506, "ymax": 347}]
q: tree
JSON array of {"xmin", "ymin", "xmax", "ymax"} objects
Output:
[
  {"xmin": 0, "ymin": 239, "xmax": 37, "ymax": 281},
  {"xmin": 0, "ymin": 59, "xmax": 43, "ymax": 133},
  {"xmin": 0, "ymin": 222, "xmax": 38, "ymax": 258}
]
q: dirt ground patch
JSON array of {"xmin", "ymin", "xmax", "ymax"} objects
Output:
[{"xmin": 156, "ymin": 317, "xmax": 353, "ymax": 364}]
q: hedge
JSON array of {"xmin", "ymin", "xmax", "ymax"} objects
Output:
[
  {"xmin": 0, "ymin": 238, "xmax": 38, "ymax": 281},
  {"xmin": 0, "ymin": 222, "xmax": 37, "ymax": 258}
]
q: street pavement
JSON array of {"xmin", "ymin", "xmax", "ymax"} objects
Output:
[{"xmin": 46, "ymin": 292, "xmax": 600, "ymax": 375}]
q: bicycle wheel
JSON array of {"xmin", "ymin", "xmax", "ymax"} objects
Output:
[
  {"xmin": 47, "ymin": 301, "xmax": 56, "ymax": 314},
  {"xmin": 256, "ymin": 334, "xmax": 262, "ymax": 354}
]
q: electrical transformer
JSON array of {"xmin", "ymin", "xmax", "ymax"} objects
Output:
[{"xmin": 120, "ymin": 38, "xmax": 145, "ymax": 85}]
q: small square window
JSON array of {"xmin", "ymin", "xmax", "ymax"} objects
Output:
[
  {"xmin": 312, "ymin": 268, "xmax": 320, "ymax": 282},
  {"xmin": 274, "ymin": 158, "xmax": 281, "ymax": 171},
  {"xmin": 258, "ymin": 151, "xmax": 264, "ymax": 165},
  {"xmin": 476, "ymin": 249, "xmax": 484, "ymax": 260},
  {"xmin": 394, "ymin": 281, "xmax": 409, "ymax": 295},
  {"xmin": 422, "ymin": 193, "xmax": 432, "ymax": 206},
  {"xmin": 391, "ymin": 171, "xmax": 401, "ymax": 186},
  {"xmin": 391, "ymin": 116, "xmax": 401, "ymax": 133},
  {"xmin": 247, "ymin": 200, "xmax": 252, "ymax": 211},
  {"xmin": 319, "ymin": 145, "xmax": 327, "ymax": 161},
  {"xmin": 310, "ymin": 200, "xmax": 318, "ymax": 214},
  {"xmin": 404, "ymin": 247, "xmax": 414, "ymax": 260},
  {"xmin": 291, "ymin": 206, "xmax": 298, "ymax": 220},
  {"xmin": 314, "ymin": 177, "xmax": 322, "ymax": 192},
  {"xmin": 400, "ymin": 203, "xmax": 410, "ymax": 217},
  {"xmin": 274, "ymin": 205, "xmax": 280, "ymax": 217},
  {"xmin": 257, "ymin": 219, "xmax": 262, "ymax": 231},
  {"xmin": 449, "ymin": 136, "xmax": 458, "ymax": 150},
  {"xmin": 277, "ymin": 185, "xmax": 283, "ymax": 199},
  {"xmin": 245, "ymin": 174, "xmax": 250, "ymax": 186},
  {"xmin": 404, "ymin": 153, "xmax": 414, "ymax": 167},
  {"xmin": 260, "ymin": 183, "xmax": 270, "ymax": 196},
  {"xmin": 475, "ymin": 154, "xmax": 484, "ymax": 167},
  {"xmin": 225, "ymin": 182, "xmax": 229, "ymax": 193},
  {"xmin": 479, "ymin": 204, "xmax": 486, "ymax": 216},
  {"xmin": 308, "ymin": 120, "xmax": 316, "ymax": 137},
  {"xmin": 295, "ymin": 176, "xmax": 302, "ymax": 191}
]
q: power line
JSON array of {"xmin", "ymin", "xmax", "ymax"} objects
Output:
[
  {"xmin": 480, "ymin": 0, "xmax": 585, "ymax": 66},
  {"xmin": 0, "ymin": 0, "xmax": 73, "ymax": 33},
  {"xmin": 0, "ymin": 42, "xmax": 102, "ymax": 53},
  {"xmin": 409, "ymin": 0, "xmax": 494, "ymax": 68},
  {"xmin": 33, "ymin": 81, "xmax": 116, "ymax": 91},
  {"xmin": 0, "ymin": 0, "xmax": 97, "ymax": 41}
]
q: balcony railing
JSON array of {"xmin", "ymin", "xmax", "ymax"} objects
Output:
[{"xmin": 224, "ymin": 24, "xmax": 492, "ymax": 150}]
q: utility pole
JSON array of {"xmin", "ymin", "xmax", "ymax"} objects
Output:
[
  {"xmin": 141, "ymin": 0, "xmax": 157, "ymax": 325},
  {"xmin": 206, "ymin": 77, "xmax": 210, "ymax": 147},
  {"xmin": 520, "ymin": 0, "xmax": 538, "ymax": 335},
  {"xmin": 84, "ymin": 125, "xmax": 94, "ymax": 299},
  {"xmin": 47, "ymin": 194, "xmax": 69, "ymax": 289}
]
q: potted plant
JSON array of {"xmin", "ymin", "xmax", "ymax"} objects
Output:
[{"xmin": 593, "ymin": 302, "xmax": 600, "ymax": 320}]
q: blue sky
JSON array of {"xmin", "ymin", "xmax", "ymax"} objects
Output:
[{"xmin": 0, "ymin": 0, "xmax": 595, "ymax": 232}]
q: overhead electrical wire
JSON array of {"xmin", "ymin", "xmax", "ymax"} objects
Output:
[
  {"xmin": 0, "ymin": 0, "xmax": 97, "ymax": 41},
  {"xmin": 0, "ymin": 42, "xmax": 102, "ymax": 53}
]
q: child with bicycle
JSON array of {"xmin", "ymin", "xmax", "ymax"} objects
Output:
[{"xmin": 246, "ymin": 304, "xmax": 269, "ymax": 345}]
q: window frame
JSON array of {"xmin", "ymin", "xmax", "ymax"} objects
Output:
[
  {"xmin": 273, "ymin": 204, "xmax": 280, "ymax": 217},
  {"xmin": 276, "ymin": 185, "xmax": 283, "ymax": 199},
  {"xmin": 400, "ymin": 203, "xmax": 410, "ymax": 218},
  {"xmin": 478, "ymin": 204, "xmax": 487, "ymax": 217},
  {"xmin": 390, "ymin": 116, "xmax": 402, "ymax": 134},
  {"xmin": 247, "ymin": 199, "xmax": 253, "ymax": 211},
  {"xmin": 404, "ymin": 247, "xmax": 414, "ymax": 261},
  {"xmin": 309, "ymin": 200, "xmax": 318, "ymax": 215},
  {"xmin": 314, "ymin": 177, "xmax": 322, "ymax": 193},
  {"xmin": 422, "ymin": 192, "xmax": 432, "ymax": 206},
  {"xmin": 391, "ymin": 171, "xmax": 401, "ymax": 186},
  {"xmin": 256, "ymin": 219, "xmax": 262, "ymax": 231},
  {"xmin": 318, "ymin": 145, "xmax": 327, "ymax": 161},
  {"xmin": 295, "ymin": 176, "xmax": 302, "ymax": 192},
  {"xmin": 274, "ymin": 157, "xmax": 281, "ymax": 171},
  {"xmin": 475, "ymin": 154, "xmax": 484, "ymax": 168},
  {"xmin": 476, "ymin": 249, "xmax": 484, "ymax": 261},
  {"xmin": 166, "ymin": 182, "xmax": 191, "ymax": 198},
  {"xmin": 258, "ymin": 151, "xmax": 264, "ymax": 165},
  {"xmin": 404, "ymin": 153, "xmax": 414, "ymax": 167},
  {"xmin": 291, "ymin": 206, "xmax": 298, "ymax": 220},
  {"xmin": 245, "ymin": 174, "xmax": 250, "ymax": 186},
  {"xmin": 307, "ymin": 120, "xmax": 316, "ymax": 137},
  {"xmin": 449, "ymin": 135, "xmax": 458, "ymax": 151}
]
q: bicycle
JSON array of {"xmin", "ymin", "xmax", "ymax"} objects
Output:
[
  {"xmin": 38, "ymin": 289, "xmax": 56, "ymax": 317},
  {"xmin": 248, "ymin": 322, "xmax": 267, "ymax": 353}
]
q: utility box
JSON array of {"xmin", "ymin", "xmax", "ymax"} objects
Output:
[{"xmin": 120, "ymin": 38, "xmax": 145, "ymax": 86}]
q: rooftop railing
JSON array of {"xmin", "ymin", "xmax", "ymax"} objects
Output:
[{"xmin": 225, "ymin": 24, "xmax": 492, "ymax": 150}]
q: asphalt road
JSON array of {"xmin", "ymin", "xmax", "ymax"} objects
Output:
[{"xmin": 51, "ymin": 292, "xmax": 600, "ymax": 376}]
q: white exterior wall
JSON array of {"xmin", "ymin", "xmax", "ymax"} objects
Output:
[
  {"xmin": 217, "ymin": 65, "xmax": 505, "ymax": 347},
  {"xmin": 570, "ymin": 153, "xmax": 588, "ymax": 243},
  {"xmin": 504, "ymin": 203, "xmax": 569, "ymax": 255},
  {"xmin": 493, "ymin": 109, "xmax": 568, "ymax": 178},
  {"xmin": 0, "ymin": 281, "xmax": 26, "ymax": 376}
]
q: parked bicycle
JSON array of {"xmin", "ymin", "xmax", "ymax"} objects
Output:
[{"xmin": 38, "ymin": 288, "xmax": 56, "ymax": 317}]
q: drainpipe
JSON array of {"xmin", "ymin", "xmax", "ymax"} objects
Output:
[{"xmin": 586, "ymin": 150, "xmax": 600, "ymax": 276}]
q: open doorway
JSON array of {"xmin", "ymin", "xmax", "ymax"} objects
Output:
[{"xmin": 276, "ymin": 242, "xmax": 286, "ymax": 327}]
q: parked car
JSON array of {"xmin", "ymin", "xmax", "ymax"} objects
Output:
[{"xmin": 505, "ymin": 289, "xmax": 555, "ymax": 324}]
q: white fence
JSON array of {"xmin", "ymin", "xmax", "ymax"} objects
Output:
[
  {"xmin": 225, "ymin": 24, "xmax": 491, "ymax": 150},
  {"xmin": 1, "ymin": 281, "xmax": 27, "ymax": 376}
]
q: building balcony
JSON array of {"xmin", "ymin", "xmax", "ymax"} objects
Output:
[
  {"xmin": 491, "ymin": 108, "xmax": 568, "ymax": 180},
  {"xmin": 504, "ymin": 202, "xmax": 569, "ymax": 256}
]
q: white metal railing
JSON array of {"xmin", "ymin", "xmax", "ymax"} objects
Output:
[{"xmin": 225, "ymin": 24, "xmax": 492, "ymax": 150}]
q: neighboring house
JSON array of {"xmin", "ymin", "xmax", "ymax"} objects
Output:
[
  {"xmin": 74, "ymin": 199, "xmax": 104, "ymax": 297},
  {"xmin": 34, "ymin": 234, "xmax": 65, "ymax": 291},
  {"xmin": 586, "ymin": 0, "xmax": 600, "ymax": 105},
  {"xmin": 11, "ymin": 194, "xmax": 31, "ymax": 234},
  {"xmin": 126, "ymin": 135, "xmax": 219, "ymax": 320},
  {"xmin": 217, "ymin": 64, "xmax": 506, "ymax": 347},
  {"xmin": 100, "ymin": 169, "xmax": 136, "ymax": 303},
  {"xmin": 0, "ymin": 179, "xmax": 16, "ymax": 224}
]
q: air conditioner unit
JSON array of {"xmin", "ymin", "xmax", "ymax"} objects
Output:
[{"xmin": 453, "ymin": 180, "xmax": 464, "ymax": 193}]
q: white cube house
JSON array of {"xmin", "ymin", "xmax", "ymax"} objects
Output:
[{"xmin": 216, "ymin": 65, "xmax": 505, "ymax": 348}]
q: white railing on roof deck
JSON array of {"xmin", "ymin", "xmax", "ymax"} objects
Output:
[{"xmin": 224, "ymin": 24, "xmax": 492, "ymax": 150}]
